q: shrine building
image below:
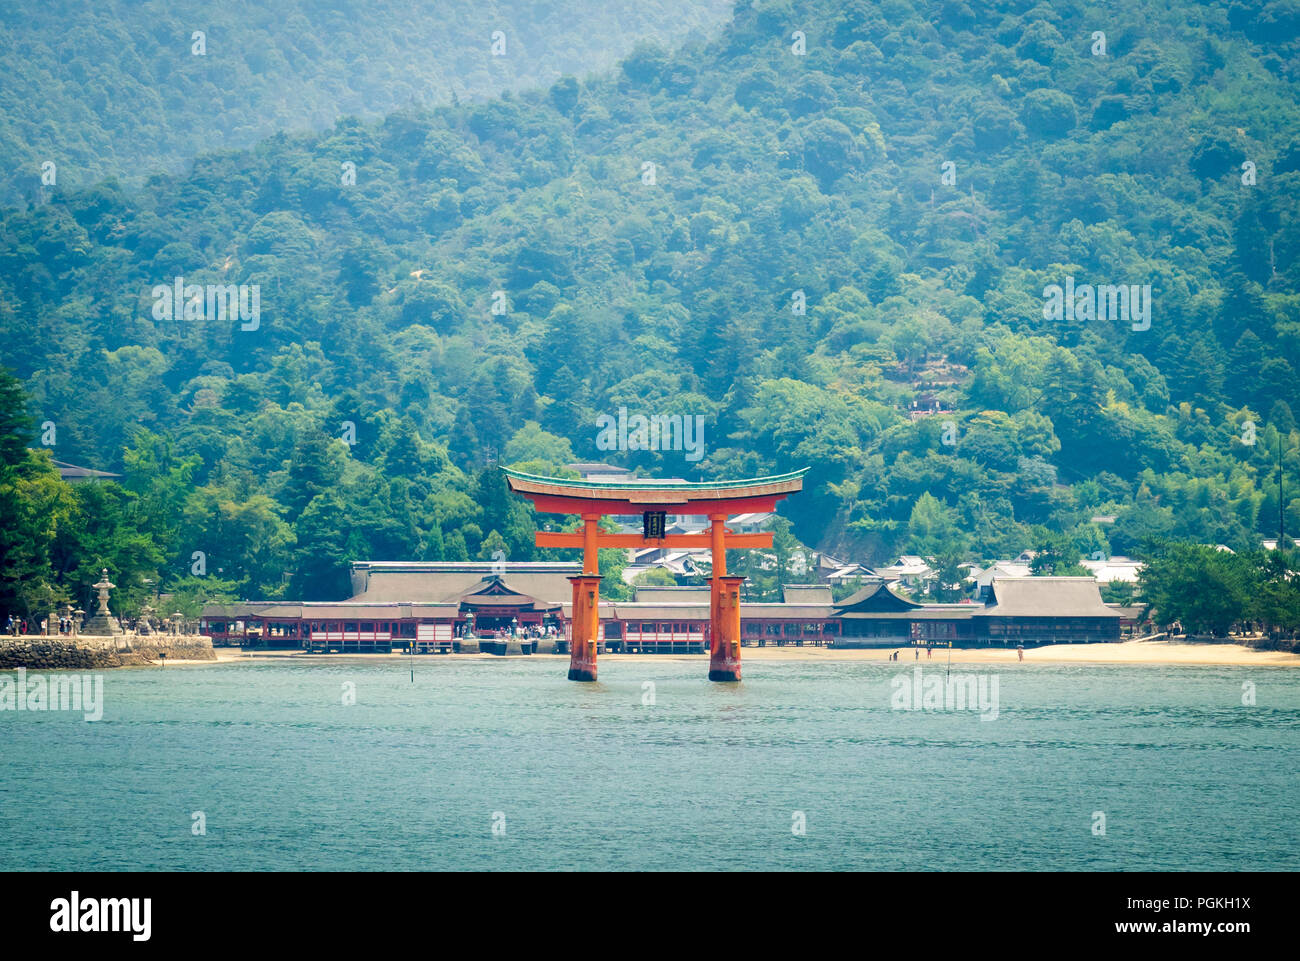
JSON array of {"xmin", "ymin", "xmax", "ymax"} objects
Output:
[{"xmin": 199, "ymin": 565, "xmax": 1121, "ymax": 652}]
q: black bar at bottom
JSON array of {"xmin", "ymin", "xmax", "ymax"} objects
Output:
[{"xmin": 0, "ymin": 871, "xmax": 1280, "ymax": 950}]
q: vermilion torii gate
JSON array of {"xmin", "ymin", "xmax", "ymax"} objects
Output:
[{"xmin": 503, "ymin": 467, "xmax": 807, "ymax": 682}]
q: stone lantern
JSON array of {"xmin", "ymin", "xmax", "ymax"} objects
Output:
[
  {"xmin": 460, "ymin": 611, "xmax": 479, "ymax": 654},
  {"xmin": 83, "ymin": 569, "xmax": 123, "ymax": 635}
]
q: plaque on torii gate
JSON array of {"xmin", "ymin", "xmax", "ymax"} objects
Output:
[{"xmin": 503, "ymin": 467, "xmax": 807, "ymax": 682}]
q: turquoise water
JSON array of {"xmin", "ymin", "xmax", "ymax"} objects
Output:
[{"xmin": 2, "ymin": 657, "xmax": 1297, "ymax": 870}]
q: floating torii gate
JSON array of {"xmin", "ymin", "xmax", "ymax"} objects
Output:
[{"xmin": 503, "ymin": 467, "xmax": 807, "ymax": 682}]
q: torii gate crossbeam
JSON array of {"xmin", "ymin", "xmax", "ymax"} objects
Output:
[{"xmin": 504, "ymin": 467, "xmax": 807, "ymax": 682}]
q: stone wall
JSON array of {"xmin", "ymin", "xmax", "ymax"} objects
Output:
[
  {"xmin": 0, "ymin": 634, "xmax": 214, "ymax": 669},
  {"xmin": 130, "ymin": 636, "xmax": 217, "ymax": 662}
]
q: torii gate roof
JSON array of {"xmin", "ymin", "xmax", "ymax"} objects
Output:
[{"xmin": 502, "ymin": 466, "xmax": 808, "ymax": 516}]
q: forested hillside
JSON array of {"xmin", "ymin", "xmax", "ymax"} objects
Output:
[
  {"xmin": 3, "ymin": 0, "xmax": 1300, "ymax": 615},
  {"xmin": 0, "ymin": 0, "xmax": 732, "ymax": 203}
]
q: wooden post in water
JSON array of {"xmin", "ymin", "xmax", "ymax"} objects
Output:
[
  {"xmin": 709, "ymin": 576, "xmax": 745, "ymax": 682},
  {"xmin": 567, "ymin": 575, "xmax": 600, "ymax": 682},
  {"xmin": 565, "ymin": 515, "xmax": 602, "ymax": 682},
  {"xmin": 707, "ymin": 513, "xmax": 744, "ymax": 681}
]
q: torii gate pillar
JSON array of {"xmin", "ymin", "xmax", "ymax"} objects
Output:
[
  {"xmin": 710, "ymin": 575, "xmax": 745, "ymax": 682},
  {"xmin": 708, "ymin": 513, "xmax": 744, "ymax": 681},
  {"xmin": 567, "ymin": 513, "xmax": 602, "ymax": 681},
  {"xmin": 567, "ymin": 575, "xmax": 601, "ymax": 681}
]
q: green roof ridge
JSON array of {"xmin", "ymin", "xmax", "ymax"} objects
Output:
[{"xmin": 501, "ymin": 466, "xmax": 809, "ymax": 491}]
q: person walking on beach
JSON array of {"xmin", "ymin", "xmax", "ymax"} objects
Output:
[
  {"xmin": 1017, "ymin": 645, "xmax": 1024, "ymax": 662},
  {"xmin": 914, "ymin": 647, "xmax": 919, "ymax": 660},
  {"xmin": 926, "ymin": 645, "xmax": 932, "ymax": 659}
]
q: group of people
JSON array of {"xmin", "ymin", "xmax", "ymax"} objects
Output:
[
  {"xmin": 6, "ymin": 614, "xmax": 78, "ymax": 635},
  {"xmin": 454, "ymin": 622, "xmax": 560, "ymax": 640},
  {"xmin": 491, "ymin": 624, "xmax": 557, "ymax": 640},
  {"xmin": 884, "ymin": 642, "xmax": 1027, "ymax": 661}
]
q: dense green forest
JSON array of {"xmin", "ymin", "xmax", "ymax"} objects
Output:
[
  {"xmin": 3, "ymin": 0, "xmax": 1300, "ymax": 616},
  {"xmin": 0, "ymin": 0, "xmax": 732, "ymax": 203}
]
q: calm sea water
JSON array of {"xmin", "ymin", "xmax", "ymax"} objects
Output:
[{"xmin": 2, "ymin": 657, "xmax": 1297, "ymax": 871}]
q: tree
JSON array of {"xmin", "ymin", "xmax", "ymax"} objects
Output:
[
  {"xmin": 597, "ymin": 548, "xmax": 631, "ymax": 601},
  {"xmin": 1138, "ymin": 543, "xmax": 1253, "ymax": 636},
  {"xmin": 1020, "ymin": 89, "xmax": 1077, "ymax": 138},
  {"xmin": 927, "ymin": 543, "xmax": 973, "ymax": 601},
  {"xmin": 770, "ymin": 515, "xmax": 801, "ymax": 597},
  {"xmin": 167, "ymin": 574, "xmax": 240, "ymax": 620},
  {"xmin": 1027, "ymin": 529, "xmax": 1089, "ymax": 576},
  {"xmin": 503, "ymin": 421, "xmax": 574, "ymax": 470},
  {"xmin": 1100, "ymin": 580, "xmax": 1137, "ymax": 605},
  {"xmin": 183, "ymin": 488, "xmax": 294, "ymax": 600},
  {"xmin": 0, "ymin": 370, "xmax": 57, "ymax": 616},
  {"xmin": 1248, "ymin": 548, "xmax": 1300, "ymax": 636},
  {"xmin": 907, "ymin": 493, "xmax": 962, "ymax": 556},
  {"xmin": 281, "ymin": 427, "xmax": 345, "ymax": 519},
  {"xmin": 0, "ymin": 452, "xmax": 69, "ymax": 618},
  {"xmin": 801, "ymin": 118, "xmax": 869, "ymax": 188},
  {"xmin": 478, "ymin": 529, "xmax": 508, "ymax": 563},
  {"xmin": 474, "ymin": 468, "xmax": 538, "ymax": 561},
  {"xmin": 549, "ymin": 76, "xmax": 580, "ymax": 116},
  {"xmin": 288, "ymin": 490, "xmax": 355, "ymax": 599},
  {"xmin": 632, "ymin": 567, "xmax": 677, "ymax": 587},
  {"xmin": 0, "ymin": 367, "xmax": 35, "ymax": 466}
]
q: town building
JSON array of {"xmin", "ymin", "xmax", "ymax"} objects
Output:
[
  {"xmin": 870, "ymin": 555, "xmax": 935, "ymax": 591},
  {"xmin": 968, "ymin": 561, "xmax": 1032, "ymax": 599},
  {"xmin": 1081, "ymin": 556, "xmax": 1143, "ymax": 584}
]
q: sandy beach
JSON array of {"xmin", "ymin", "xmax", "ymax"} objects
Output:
[{"xmin": 206, "ymin": 638, "xmax": 1300, "ymax": 668}]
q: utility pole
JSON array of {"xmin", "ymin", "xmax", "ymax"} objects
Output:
[{"xmin": 1280, "ymin": 432, "xmax": 1286, "ymax": 550}]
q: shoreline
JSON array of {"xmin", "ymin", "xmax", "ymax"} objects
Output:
[{"xmin": 206, "ymin": 638, "xmax": 1300, "ymax": 668}]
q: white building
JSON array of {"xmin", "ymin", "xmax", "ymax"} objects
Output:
[
  {"xmin": 871, "ymin": 555, "xmax": 935, "ymax": 590},
  {"xmin": 1081, "ymin": 556, "xmax": 1143, "ymax": 584}
]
